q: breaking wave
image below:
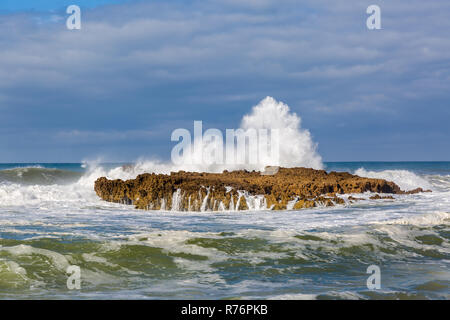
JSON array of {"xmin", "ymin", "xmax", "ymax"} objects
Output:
[
  {"xmin": 0, "ymin": 97, "xmax": 319, "ymax": 208},
  {"xmin": 373, "ymin": 211, "xmax": 450, "ymax": 226},
  {"xmin": 102, "ymin": 96, "xmax": 323, "ymax": 175},
  {"xmin": 354, "ymin": 168, "xmax": 433, "ymax": 191},
  {"xmin": 240, "ymin": 97, "xmax": 323, "ymax": 170}
]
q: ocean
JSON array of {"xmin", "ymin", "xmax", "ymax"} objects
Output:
[{"xmin": 0, "ymin": 161, "xmax": 448, "ymax": 299}]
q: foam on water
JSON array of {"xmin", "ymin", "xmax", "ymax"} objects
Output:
[
  {"xmin": 375, "ymin": 211, "xmax": 450, "ymax": 226},
  {"xmin": 0, "ymin": 212, "xmax": 448, "ymax": 298},
  {"xmin": 0, "ymin": 188, "xmax": 445, "ymax": 299},
  {"xmin": 355, "ymin": 168, "xmax": 432, "ymax": 191}
]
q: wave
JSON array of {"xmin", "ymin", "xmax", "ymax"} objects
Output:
[
  {"xmin": 424, "ymin": 174, "xmax": 450, "ymax": 191},
  {"xmin": 0, "ymin": 167, "xmax": 83, "ymax": 186},
  {"xmin": 354, "ymin": 168, "xmax": 433, "ymax": 191},
  {"xmin": 0, "ymin": 165, "xmax": 102, "ymax": 207},
  {"xmin": 0, "ymin": 217, "xmax": 448, "ymax": 298},
  {"xmin": 101, "ymin": 97, "xmax": 323, "ymax": 175},
  {"xmin": 373, "ymin": 211, "xmax": 450, "ymax": 226},
  {"xmin": 239, "ymin": 97, "xmax": 323, "ymax": 170}
]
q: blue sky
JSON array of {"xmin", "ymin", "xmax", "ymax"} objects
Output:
[
  {"xmin": 0, "ymin": 1, "xmax": 129, "ymax": 12},
  {"xmin": 0, "ymin": 0, "xmax": 449, "ymax": 162}
]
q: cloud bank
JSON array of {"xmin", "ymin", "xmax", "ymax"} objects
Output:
[{"xmin": 0, "ymin": 0, "xmax": 449, "ymax": 161}]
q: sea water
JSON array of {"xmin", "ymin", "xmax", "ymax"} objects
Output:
[{"xmin": 0, "ymin": 162, "xmax": 448, "ymax": 299}]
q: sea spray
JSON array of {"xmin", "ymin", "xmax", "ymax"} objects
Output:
[
  {"xmin": 82, "ymin": 97, "xmax": 323, "ymax": 179},
  {"xmin": 241, "ymin": 97, "xmax": 322, "ymax": 170},
  {"xmin": 355, "ymin": 168, "xmax": 432, "ymax": 191}
]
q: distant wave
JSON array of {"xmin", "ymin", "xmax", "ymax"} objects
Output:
[{"xmin": 0, "ymin": 167, "xmax": 83, "ymax": 185}]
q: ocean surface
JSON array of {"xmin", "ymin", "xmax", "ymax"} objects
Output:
[{"xmin": 0, "ymin": 162, "xmax": 449, "ymax": 299}]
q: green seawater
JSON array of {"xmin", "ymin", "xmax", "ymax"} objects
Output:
[{"xmin": 0, "ymin": 222, "xmax": 448, "ymax": 299}]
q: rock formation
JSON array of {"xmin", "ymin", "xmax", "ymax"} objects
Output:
[{"xmin": 94, "ymin": 167, "xmax": 430, "ymax": 211}]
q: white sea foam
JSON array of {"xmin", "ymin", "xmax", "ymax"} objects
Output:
[
  {"xmin": 0, "ymin": 180, "xmax": 99, "ymax": 207},
  {"xmin": 0, "ymin": 244, "xmax": 70, "ymax": 271},
  {"xmin": 355, "ymin": 168, "xmax": 432, "ymax": 191},
  {"xmin": 268, "ymin": 293, "xmax": 318, "ymax": 300},
  {"xmin": 374, "ymin": 211, "xmax": 450, "ymax": 226}
]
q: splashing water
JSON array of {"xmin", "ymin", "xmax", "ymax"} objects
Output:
[
  {"xmin": 108, "ymin": 97, "xmax": 323, "ymax": 176},
  {"xmin": 241, "ymin": 96, "xmax": 322, "ymax": 170},
  {"xmin": 355, "ymin": 168, "xmax": 432, "ymax": 191}
]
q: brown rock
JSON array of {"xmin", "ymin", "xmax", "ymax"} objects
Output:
[
  {"xmin": 369, "ymin": 194, "xmax": 395, "ymax": 200},
  {"xmin": 94, "ymin": 167, "xmax": 429, "ymax": 211},
  {"xmin": 404, "ymin": 188, "xmax": 432, "ymax": 194}
]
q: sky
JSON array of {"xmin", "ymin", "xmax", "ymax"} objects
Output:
[{"xmin": 0, "ymin": 0, "xmax": 449, "ymax": 162}]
